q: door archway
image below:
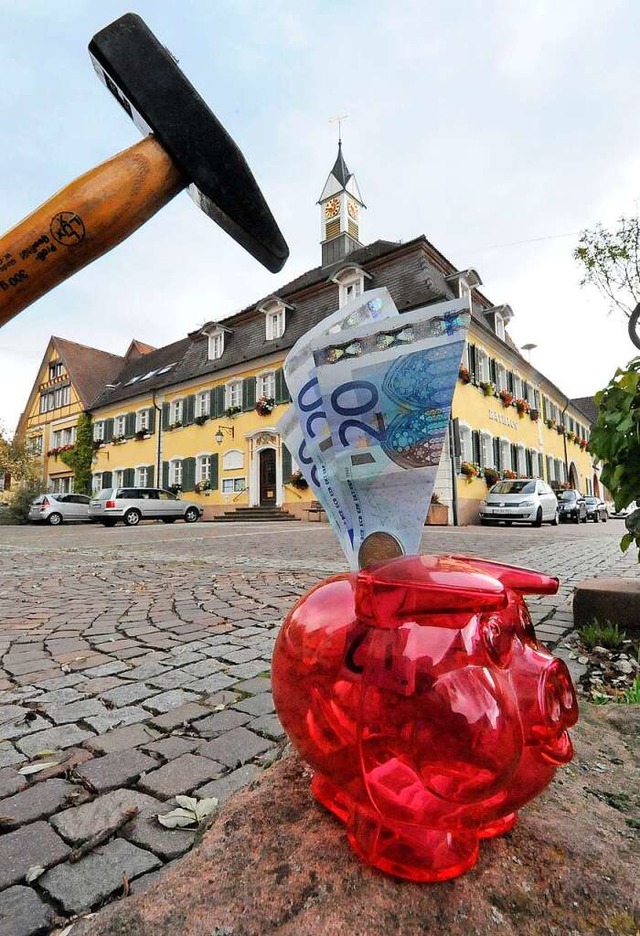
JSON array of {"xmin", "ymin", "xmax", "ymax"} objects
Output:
[
  {"xmin": 569, "ymin": 462, "xmax": 579, "ymax": 490},
  {"xmin": 259, "ymin": 448, "xmax": 277, "ymax": 506}
]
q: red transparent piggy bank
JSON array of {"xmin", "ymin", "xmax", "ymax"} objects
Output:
[{"xmin": 272, "ymin": 554, "xmax": 578, "ymax": 882}]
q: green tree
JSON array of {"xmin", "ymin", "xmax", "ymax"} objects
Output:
[
  {"xmin": 59, "ymin": 413, "xmax": 94, "ymax": 495},
  {"xmin": 0, "ymin": 426, "xmax": 44, "ymax": 524},
  {"xmin": 574, "ymin": 214, "xmax": 640, "ymax": 318}
]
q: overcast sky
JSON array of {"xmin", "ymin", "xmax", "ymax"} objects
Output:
[{"xmin": 1, "ymin": 0, "xmax": 639, "ymax": 434}]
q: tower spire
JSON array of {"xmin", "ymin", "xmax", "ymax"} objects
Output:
[{"xmin": 318, "ymin": 129, "xmax": 365, "ymax": 267}]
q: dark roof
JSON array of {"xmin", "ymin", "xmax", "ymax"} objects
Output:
[
  {"xmin": 330, "ymin": 142, "xmax": 351, "ymax": 189},
  {"xmin": 90, "ymin": 336, "xmax": 192, "ymax": 409},
  {"xmin": 52, "ymin": 338, "xmax": 124, "ymax": 409},
  {"xmin": 571, "ymin": 396, "xmax": 598, "ymax": 424}
]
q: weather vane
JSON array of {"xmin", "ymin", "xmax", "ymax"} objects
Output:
[{"xmin": 329, "ymin": 114, "xmax": 349, "ymax": 144}]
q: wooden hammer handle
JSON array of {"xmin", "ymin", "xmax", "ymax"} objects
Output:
[{"xmin": 0, "ymin": 136, "xmax": 185, "ymax": 327}]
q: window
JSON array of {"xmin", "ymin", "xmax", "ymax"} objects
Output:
[
  {"xmin": 50, "ymin": 476, "xmax": 73, "ymax": 494},
  {"xmin": 495, "ymin": 362, "xmax": 507, "ymax": 390},
  {"xmin": 458, "ymin": 424, "xmax": 472, "ymax": 463},
  {"xmin": 53, "ymin": 386, "xmax": 70, "ymax": 408},
  {"xmin": 196, "ymin": 392, "xmax": 210, "ymax": 418},
  {"xmin": 114, "ymin": 469, "xmax": 125, "ymax": 487},
  {"xmin": 512, "ymin": 374, "xmax": 522, "ymax": 399},
  {"xmin": 27, "ymin": 436, "xmax": 43, "ymax": 456},
  {"xmin": 257, "ymin": 371, "xmax": 276, "ymax": 399},
  {"xmin": 115, "ymin": 415, "xmax": 126, "ymax": 437},
  {"xmin": 476, "ymin": 349, "xmax": 489, "ymax": 384},
  {"xmin": 500, "ymin": 439, "xmax": 510, "ymax": 471},
  {"xmin": 226, "ymin": 381, "xmax": 242, "ymax": 409},
  {"xmin": 170, "ymin": 459, "xmax": 183, "ymax": 487},
  {"xmin": 48, "ymin": 361, "xmax": 63, "ymax": 380},
  {"xmin": 51, "ymin": 427, "xmax": 76, "ymax": 447},
  {"xmin": 136, "ymin": 466, "xmax": 149, "ymax": 487},
  {"xmin": 222, "ymin": 477, "xmax": 246, "ymax": 494},
  {"xmin": 480, "ymin": 431, "xmax": 492, "ymax": 468},
  {"xmin": 494, "ymin": 313, "xmax": 505, "ymax": 341},
  {"xmin": 516, "ymin": 445, "xmax": 526, "ymax": 476},
  {"xmin": 171, "ymin": 400, "xmax": 183, "ymax": 425},
  {"xmin": 266, "ymin": 308, "xmax": 285, "ymax": 340},
  {"xmin": 208, "ymin": 331, "xmax": 224, "ymax": 360},
  {"xmin": 92, "ymin": 474, "xmax": 102, "ymax": 494},
  {"xmin": 136, "ymin": 409, "xmax": 149, "ymax": 432},
  {"xmin": 546, "ymin": 456, "xmax": 554, "ymax": 482},
  {"xmin": 93, "ymin": 421, "xmax": 105, "ymax": 442},
  {"xmin": 197, "ymin": 455, "xmax": 211, "ymax": 483}
]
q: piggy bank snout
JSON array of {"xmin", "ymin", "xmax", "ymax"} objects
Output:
[{"xmin": 533, "ymin": 659, "xmax": 578, "ymax": 763}]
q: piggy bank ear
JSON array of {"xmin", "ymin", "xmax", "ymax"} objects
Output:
[{"xmin": 445, "ymin": 555, "xmax": 559, "ymax": 595}]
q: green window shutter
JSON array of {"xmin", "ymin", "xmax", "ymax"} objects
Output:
[
  {"xmin": 147, "ymin": 465, "xmax": 154, "ymax": 487},
  {"xmin": 275, "ymin": 368, "xmax": 290, "ymax": 404},
  {"xmin": 489, "ymin": 358, "xmax": 497, "ymax": 384},
  {"xmin": 123, "ymin": 467, "xmax": 135, "ymax": 486},
  {"xmin": 147, "ymin": 407, "xmax": 156, "ymax": 434},
  {"xmin": 162, "ymin": 403, "xmax": 171, "ymax": 430},
  {"xmin": 282, "ymin": 443, "xmax": 292, "ymax": 480},
  {"xmin": 467, "ymin": 345, "xmax": 477, "ymax": 382},
  {"xmin": 102, "ymin": 470, "xmax": 112, "ymax": 488},
  {"xmin": 182, "ymin": 457, "xmax": 196, "ymax": 491},
  {"xmin": 104, "ymin": 418, "xmax": 114, "ymax": 442},
  {"xmin": 242, "ymin": 376, "xmax": 256, "ymax": 411},
  {"xmin": 125, "ymin": 412, "xmax": 136, "ymax": 438},
  {"xmin": 211, "ymin": 385, "xmax": 225, "ymax": 417},
  {"xmin": 162, "ymin": 461, "xmax": 169, "ymax": 489},
  {"xmin": 209, "ymin": 452, "xmax": 219, "ymax": 489},
  {"xmin": 184, "ymin": 395, "xmax": 196, "ymax": 426}
]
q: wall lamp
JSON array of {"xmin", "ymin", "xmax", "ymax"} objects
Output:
[{"xmin": 215, "ymin": 425, "xmax": 235, "ymax": 445}]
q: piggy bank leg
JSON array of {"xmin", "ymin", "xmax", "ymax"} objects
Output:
[
  {"xmin": 311, "ymin": 772, "xmax": 353, "ymax": 824},
  {"xmin": 346, "ymin": 806, "xmax": 479, "ymax": 883},
  {"xmin": 478, "ymin": 812, "xmax": 518, "ymax": 839}
]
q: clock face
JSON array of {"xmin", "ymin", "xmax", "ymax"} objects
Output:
[
  {"xmin": 324, "ymin": 197, "xmax": 341, "ymax": 219},
  {"xmin": 347, "ymin": 198, "xmax": 359, "ymax": 220}
]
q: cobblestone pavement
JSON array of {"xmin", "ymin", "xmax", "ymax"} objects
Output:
[{"xmin": 0, "ymin": 519, "xmax": 637, "ymax": 933}]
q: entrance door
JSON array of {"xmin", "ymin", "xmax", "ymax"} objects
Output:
[{"xmin": 259, "ymin": 449, "xmax": 277, "ymax": 506}]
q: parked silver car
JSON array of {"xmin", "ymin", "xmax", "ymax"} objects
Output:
[
  {"xmin": 89, "ymin": 487, "xmax": 203, "ymax": 527},
  {"xmin": 479, "ymin": 478, "xmax": 558, "ymax": 527},
  {"xmin": 583, "ymin": 496, "xmax": 608, "ymax": 522},
  {"xmin": 28, "ymin": 493, "xmax": 91, "ymax": 526}
]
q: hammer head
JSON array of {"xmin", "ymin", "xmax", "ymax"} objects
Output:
[{"xmin": 89, "ymin": 13, "xmax": 288, "ymax": 273}]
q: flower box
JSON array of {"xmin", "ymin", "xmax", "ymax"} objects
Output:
[
  {"xmin": 288, "ymin": 470, "xmax": 309, "ymax": 490},
  {"xmin": 514, "ymin": 398, "xmax": 530, "ymax": 416},
  {"xmin": 479, "ymin": 381, "xmax": 496, "ymax": 397},
  {"xmin": 255, "ymin": 396, "xmax": 275, "ymax": 417},
  {"xmin": 460, "ymin": 461, "xmax": 481, "ymax": 482},
  {"xmin": 458, "ymin": 366, "xmax": 471, "ymax": 384},
  {"xmin": 498, "ymin": 389, "xmax": 514, "ymax": 407}
]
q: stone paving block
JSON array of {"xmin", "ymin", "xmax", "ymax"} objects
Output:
[
  {"xmin": 250, "ymin": 713, "xmax": 285, "ymax": 741},
  {"xmin": 122, "ymin": 810, "xmax": 196, "ymax": 860},
  {"xmin": 142, "ymin": 736, "xmax": 202, "ymax": 760},
  {"xmin": 15, "ymin": 669, "xmax": 61, "ymax": 686},
  {"xmin": 194, "ymin": 763, "xmax": 262, "ymax": 804},
  {"xmin": 3, "ymin": 657, "xmax": 55, "ymax": 677},
  {"xmin": 148, "ymin": 702, "xmax": 211, "ymax": 732},
  {"xmin": 0, "ymin": 687, "xmax": 43, "ymax": 705},
  {"xmin": 76, "ymin": 675, "xmax": 126, "ymax": 695},
  {"xmin": 0, "ymin": 766, "xmax": 27, "ymax": 798},
  {"xmin": 146, "ymin": 670, "xmax": 193, "ymax": 690},
  {"xmin": 0, "ymin": 743, "xmax": 26, "ymax": 769},
  {"xmin": 0, "ymin": 885, "xmax": 54, "ymax": 936},
  {"xmin": 86, "ymin": 722, "xmax": 161, "ymax": 755},
  {"xmin": 119, "ymin": 661, "xmax": 170, "ymax": 681},
  {"xmin": 68, "ymin": 653, "xmax": 114, "ymax": 671},
  {"xmin": 75, "ymin": 748, "xmax": 158, "ymax": 793},
  {"xmin": 141, "ymin": 689, "xmax": 200, "ymax": 714},
  {"xmin": 84, "ymin": 705, "xmax": 149, "ymax": 734},
  {"xmin": 16, "ymin": 724, "xmax": 95, "ymax": 757},
  {"xmin": 46, "ymin": 698, "xmax": 111, "ymax": 725},
  {"xmin": 81, "ymin": 661, "xmax": 129, "ymax": 678},
  {"xmin": 232, "ymin": 676, "xmax": 272, "ymax": 694},
  {"xmin": 51, "ymin": 788, "xmax": 162, "ymax": 844},
  {"xmin": 33, "ymin": 673, "xmax": 87, "ymax": 690},
  {"xmin": 0, "ymin": 778, "xmax": 90, "ymax": 829},
  {"xmin": 185, "ymin": 673, "xmax": 236, "ymax": 694},
  {"xmin": 234, "ymin": 692, "xmax": 275, "ymax": 717},
  {"xmin": 138, "ymin": 753, "xmax": 224, "ymax": 799},
  {"xmin": 39, "ymin": 837, "xmax": 161, "ymax": 914},
  {"xmin": 225, "ymin": 661, "xmax": 269, "ymax": 681},
  {"xmin": 100, "ymin": 682, "xmax": 159, "ymax": 708},
  {"xmin": 219, "ymin": 647, "xmax": 262, "ymax": 665},
  {"xmin": 197, "ymin": 726, "xmax": 273, "ymax": 768},
  {"xmin": 192, "ymin": 709, "xmax": 251, "ymax": 737},
  {"xmin": 165, "ymin": 650, "xmax": 207, "ymax": 667},
  {"xmin": 203, "ymin": 689, "xmax": 240, "ymax": 708},
  {"xmin": 0, "ymin": 714, "xmax": 51, "ymax": 741},
  {"xmin": 181, "ymin": 659, "xmax": 225, "ymax": 679},
  {"xmin": 0, "ymin": 819, "xmax": 70, "ymax": 889},
  {"xmin": 33, "ymin": 687, "xmax": 82, "ymax": 708}
]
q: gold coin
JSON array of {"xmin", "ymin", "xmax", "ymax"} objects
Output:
[{"xmin": 358, "ymin": 532, "xmax": 404, "ymax": 568}]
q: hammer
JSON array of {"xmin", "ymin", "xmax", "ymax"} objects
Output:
[{"xmin": 0, "ymin": 13, "xmax": 288, "ymax": 328}]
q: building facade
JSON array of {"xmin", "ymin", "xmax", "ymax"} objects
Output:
[{"xmin": 16, "ymin": 146, "xmax": 597, "ymax": 521}]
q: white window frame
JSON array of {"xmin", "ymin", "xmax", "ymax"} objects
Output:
[
  {"xmin": 266, "ymin": 308, "xmax": 285, "ymax": 340},
  {"xmin": 480, "ymin": 430, "xmax": 493, "ymax": 468},
  {"xmin": 513, "ymin": 375, "xmax": 523, "ymax": 399},
  {"xmin": 495, "ymin": 362, "xmax": 507, "ymax": 390},
  {"xmin": 221, "ymin": 477, "xmax": 246, "ymax": 494},
  {"xmin": 170, "ymin": 459, "xmax": 183, "ymax": 487},
  {"xmin": 115, "ymin": 415, "xmax": 126, "ymax": 437},
  {"xmin": 476, "ymin": 349, "xmax": 490, "ymax": 384},
  {"xmin": 516, "ymin": 444, "xmax": 526, "ymax": 476},
  {"xmin": 208, "ymin": 331, "xmax": 224, "ymax": 360},
  {"xmin": 171, "ymin": 399, "xmax": 184, "ymax": 425},
  {"xmin": 500, "ymin": 438, "xmax": 511, "ymax": 471},
  {"xmin": 197, "ymin": 455, "xmax": 211, "ymax": 483},
  {"xmin": 494, "ymin": 313, "xmax": 505, "ymax": 340},
  {"xmin": 114, "ymin": 468, "xmax": 125, "ymax": 488},
  {"xmin": 93, "ymin": 421, "xmax": 105, "ymax": 442},
  {"xmin": 92, "ymin": 473, "xmax": 102, "ymax": 494},
  {"xmin": 257, "ymin": 371, "xmax": 276, "ymax": 399},
  {"xmin": 226, "ymin": 380, "xmax": 242, "ymax": 409},
  {"xmin": 196, "ymin": 392, "xmax": 210, "ymax": 418},
  {"xmin": 136, "ymin": 409, "xmax": 149, "ymax": 432},
  {"xmin": 136, "ymin": 466, "xmax": 149, "ymax": 487},
  {"xmin": 459, "ymin": 423, "xmax": 472, "ymax": 463}
]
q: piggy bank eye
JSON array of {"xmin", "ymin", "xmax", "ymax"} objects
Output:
[
  {"xmin": 481, "ymin": 616, "xmax": 512, "ymax": 667},
  {"xmin": 517, "ymin": 605, "xmax": 538, "ymax": 648}
]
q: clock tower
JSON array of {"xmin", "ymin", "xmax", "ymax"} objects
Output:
[{"xmin": 318, "ymin": 141, "xmax": 365, "ymax": 266}]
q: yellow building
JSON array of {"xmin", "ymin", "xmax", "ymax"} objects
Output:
[{"xmin": 16, "ymin": 144, "xmax": 598, "ymax": 523}]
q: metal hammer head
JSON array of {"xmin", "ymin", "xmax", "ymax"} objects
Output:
[{"xmin": 89, "ymin": 13, "xmax": 289, "ymax": 273}]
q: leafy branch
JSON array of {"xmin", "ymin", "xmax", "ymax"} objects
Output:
[{"xmin": 574, "ymin": 215, "xmax": 640, "ymax": 318}]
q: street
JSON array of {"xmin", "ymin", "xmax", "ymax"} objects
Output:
[{"xmin": 0, "ymin": 518, "xmax": 637, "ymax": 928}]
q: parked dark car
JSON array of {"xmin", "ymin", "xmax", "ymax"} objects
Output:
[
  {"xmin": 557, "ymin": 489, "xmax": 587, "ymax": 523},
  {"xmin": 583, "ymin": 496, "xmax": 608, "ymax": 522}
]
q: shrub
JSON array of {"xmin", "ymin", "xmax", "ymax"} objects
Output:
[{"xmin": 6, "ymin": 479, "xmax": 44, "ymax": 524}]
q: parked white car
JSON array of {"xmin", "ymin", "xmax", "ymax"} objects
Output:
[
  {"xmin": 89, "ymin": 487, "xmax": 203, "ymax": 527},
  {"xmin": 479, "ymin": 479, "xmax": 558, "ymax": 527},
  {"xmin": 28, "ymin": 493, "xmax": 91, "ymax": 526}
]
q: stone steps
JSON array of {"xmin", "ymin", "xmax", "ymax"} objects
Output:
[{"xmin": 212, "ymin": 507, "xmax": 300, "ymax": 523}]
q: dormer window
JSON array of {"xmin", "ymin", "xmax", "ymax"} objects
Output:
[
  {"xmin": 208, "ymin": 332, "xmax": 224, "ymax": 360},
  {"xmin": 258, "ymin": 298, "xmax": 291, "ymax": 341},
  {"xmin": 494, "ymin": 313, "xmax": 506, "ymax": 341},
  {"xmin": 331, "ymin": 265, "xmax": 372, "ymax": 309},
  {"xmin": 445, "ymin": 269, "xmax": 483, "ymax": 301}
]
